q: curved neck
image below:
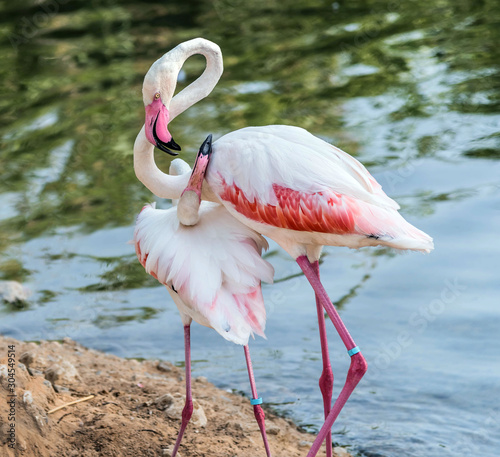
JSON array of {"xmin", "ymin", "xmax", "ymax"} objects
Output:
[
  {"xmin": 133, "ymin": 126, "xmax": 190, "ymax": 199},
  {"xmin": 133, "ymin": 126, "xmax": 218, "ymax": 202},
  {"xmin": 167, "ymin": 39, "xmax": 223, "ymax": 121}
]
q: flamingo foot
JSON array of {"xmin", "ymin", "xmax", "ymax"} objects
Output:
[{"xmin": 244, "ymin": 345, "xmax": 272, "ymax": 457}]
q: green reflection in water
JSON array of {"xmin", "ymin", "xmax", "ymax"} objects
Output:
[
  {"xmin": 79, "ymin": 255, "xmax": 159, "ymax": 291},
  {"xmin": 0, "ymin": 1, "xmax": 499, "ymax": 305},
  {"xmin": 93, "ymin": 305, "xmax": 160, "ymax": 328}
]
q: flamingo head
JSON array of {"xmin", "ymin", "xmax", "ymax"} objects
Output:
[
  {"xmin": 142, "ymin": 60, "xmax": 181, "ymax": 156},
  {"xmin": 143, "ymin": 93, "xmax": 181, "ymax": 156}
]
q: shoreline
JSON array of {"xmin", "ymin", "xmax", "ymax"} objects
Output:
[{"xmin": 0, "ymin": 335, "xmax": 351, "ymax": 457}]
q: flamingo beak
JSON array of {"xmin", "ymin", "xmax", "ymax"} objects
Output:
[
  {"xmin": 176, "ymin": 134, "xmax": 213, "ymax": 226},
  {"xmin": 145, "ymin": 97, "xmax": 181, "ymax": 156},
  {"xmin": 181, "ymin": 134, "xmax": 213, "ymax": 200}
]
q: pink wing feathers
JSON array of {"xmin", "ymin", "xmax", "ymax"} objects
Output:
[{"xmin": 219, "ymin": 181, "xmax": 357, "ymax": 234}]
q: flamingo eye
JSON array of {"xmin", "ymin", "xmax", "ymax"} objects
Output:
[{"xmin": 154, "ymin": 92, "xmax": 161, "ymax": 100}]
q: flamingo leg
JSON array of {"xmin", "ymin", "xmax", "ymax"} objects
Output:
[
  {"xmin": 244, "ymin": 345, "xmax": 272, "ymax": 457},
  {"xmin": 296, "ymin": 256, "xmax": 367, "ymax": 457},
  {"xmin": 171, "ymin": 324, "xmax": 193, "ymax": 457},
  {"xmin": 312, "ymin": 260, "xmax": 334, "ymax": 457}
]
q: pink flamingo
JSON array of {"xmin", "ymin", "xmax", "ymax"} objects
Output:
[
  {"xmin": 134, "ymin": 138, "xmax": 275, "ymax": 457},
  {"xmin": 135, "ymin": 38, "xmax": 434, "ymax": 457}
]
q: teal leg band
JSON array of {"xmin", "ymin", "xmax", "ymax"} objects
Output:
[
  {"xmin": 348, "ymin": 346, "xmax": 360, "ymax": 357},
  {"xmin": 250, "ymin": 397, "xmax": 263, "ymax": 405}
]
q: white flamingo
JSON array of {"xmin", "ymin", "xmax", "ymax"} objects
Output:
[
  {"xmin": 134, "ymin": 38, "xmax": 434, "ymax": 457},
  {"xmin": 134, "ymin": 139, "xmax": 274, "ymax": 457}
]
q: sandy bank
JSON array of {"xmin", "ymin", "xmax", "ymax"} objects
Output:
[{"xmin": 0, "ymin": 336, "xmax": 350, "ymax": 457}]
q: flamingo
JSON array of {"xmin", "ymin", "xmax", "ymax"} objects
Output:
[
  {"xmin": 133, "ymin": 137, "xmax": 275, "ymax": 457},
  {"xmin": 134, "ymin": 38, "xmax": 434, "ymax": 457}
]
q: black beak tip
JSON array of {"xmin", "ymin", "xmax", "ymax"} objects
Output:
[
  {"xmin": 156, "ymin": 141, "xmax": 179, "ymax": 156},
  {"xmin": 152, "ymin": 113, "xmax": 181, "ymax": 155},
  {"xmin": 166, "ymin": 138, "xmax": 181, "ymax": 151},
  {"xmin": 200, "ymin": 134, "xmax": 213, "ymax": 156}
]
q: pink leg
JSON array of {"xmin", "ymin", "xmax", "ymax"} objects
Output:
[
  {"xmin": 312, "ymin": 261, "xmax": 334, "ymax": 457},
  {"xmin": 244, "ymin": 345, "xmax": 272, "ymax": 457},
  {"xmin": 296, "ymin": 256, "xmax": 367, "ymax": 457},
  {"xmin": 171, "ymin": 325, "xmax": 193, "ymax": 457}
]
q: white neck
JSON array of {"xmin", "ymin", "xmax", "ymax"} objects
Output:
[
  {"xmin": 165, "ymin": 38, "xmax": 224, "ymax": 121},
  {"xmin": 133, "ymin": 126, "xmax": 191, "ymax": 199},
  {"xmin": 133, "ymin": 126, "xmax": 218, "ymax": 202}
]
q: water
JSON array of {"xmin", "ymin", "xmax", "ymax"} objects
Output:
[{"xmin": 1, "ymin": 1, "xmax": 499, "ymax": 456}]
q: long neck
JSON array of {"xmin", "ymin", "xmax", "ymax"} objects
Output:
[
  {"xmin": 133, "ymin": 126, "xmax": 218, "ymax": 202},
  {"xmin": 167, "ymin": 38, "xmax": 223, "ymax": 121},
  {"xmin": 133, "ymin": 126, "xmax": 190, "ymax": 199}
]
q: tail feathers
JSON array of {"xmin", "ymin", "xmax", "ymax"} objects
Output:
[
  {"xmin": 197, "ymin": 285, "xmax": 267, "ymax": 345},
  {"xmin": 384, "ymin": 235, "xmax": 434, "ymax": 253},
  {"xmin": 355, "ymin": 203, "xmax": 434, "ymax": 253}
]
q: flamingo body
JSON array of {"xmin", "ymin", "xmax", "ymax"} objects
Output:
[
  {"xmin": 133, "ymin": 156, "xmax": 274, "ymax": 456},
  {"xmin": 134, "ymin": 200, "xmax": 273, "ymax": 345},
  {"xmin": 205, "ymin": 125, "xmax": 433, "ymax": 258}
]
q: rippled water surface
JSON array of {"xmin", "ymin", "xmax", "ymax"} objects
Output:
[{"xmin": 1, "ymin": 1, "xmax": 499, "ymax": 456}]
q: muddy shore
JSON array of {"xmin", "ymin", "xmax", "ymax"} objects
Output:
[{"xmin": 0, "ymin": 336, "xmax": 351, "ymax": 457}]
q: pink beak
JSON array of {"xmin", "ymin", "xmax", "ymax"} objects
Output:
[
  {"xmin": 176, "ymin": 135, "xmax": 213, "ymax": 226},
  {"xmin": 145, "ymin": 97, "xmax": 181, "ymax": 155},
  {"xmin": 181, "ymin": 134, "xmax": 213, "ymax": 201}
]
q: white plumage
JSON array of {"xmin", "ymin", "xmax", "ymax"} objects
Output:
[
  {"xmin": 133, "ymin": 161, "xmax": 274, "ymax": 345},
  {"xmin": 210, "ymin": 125, "xmax": 398, "ymax": 209}
]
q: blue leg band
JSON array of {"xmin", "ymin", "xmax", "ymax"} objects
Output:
[
  {"xmin": 348, "ymin": 346, "xmax": 360, "ymax": 357},
  {"xmin": 251, "ymin": 397, "xmax": 263, "ymax": 405}
]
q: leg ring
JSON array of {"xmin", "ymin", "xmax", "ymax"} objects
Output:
[{"xmin": 347, "ymin": 346, "xmax": 360, "ymax": 357}]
